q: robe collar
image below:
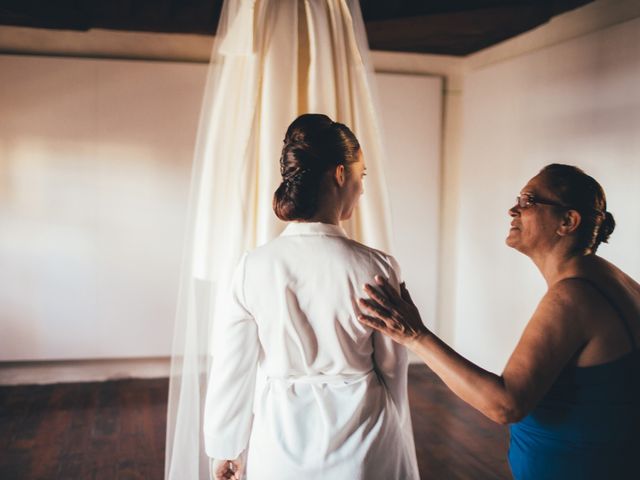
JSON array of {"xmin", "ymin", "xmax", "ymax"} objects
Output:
[{"xmin": 281, "ymin": 222, "xmax": 348, "ymax": 238}]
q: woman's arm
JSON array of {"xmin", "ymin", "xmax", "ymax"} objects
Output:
[
  {"xmin": 359, "ymin": 276, "xmax": 590, "ymax": 424},
  {"xmin": 203, "ymin": 254, "xmax": 259, "ymax": 465}
]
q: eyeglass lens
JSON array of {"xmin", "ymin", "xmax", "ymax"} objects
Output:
[{"xmin": 517, "ymin": 195, "xmax": 530, "ymax": 208}]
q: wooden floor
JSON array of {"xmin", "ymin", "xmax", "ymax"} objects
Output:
[
  {"xmin": 0, "ymin": 365, "xmax": 511, "ymax": 479},
  {"xmin": 408, "ymin": 367, "xmax": 511, "ymax": 479}
]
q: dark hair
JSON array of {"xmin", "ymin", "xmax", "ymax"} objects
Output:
[
  {"xmin": 539, "ymin": 164, "xmax": 615, "ymax": 254},
  {"xmin": 273, "ymin": 113, "xmax": 360, "ymax": 221}
]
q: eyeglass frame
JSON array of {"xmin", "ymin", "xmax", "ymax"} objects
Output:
[{"xmin": 516, "ymin": 192, "xmax": 570, "ymax": 209}]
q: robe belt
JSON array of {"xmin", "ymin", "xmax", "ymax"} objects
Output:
[{"xmin": 266, "ymin": 369, "xmax": 375, "ymax": 385}]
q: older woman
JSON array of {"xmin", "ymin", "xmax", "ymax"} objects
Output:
[{"xmin": 359, "ymin": 164, "xmax": 640, "ymax": 479}]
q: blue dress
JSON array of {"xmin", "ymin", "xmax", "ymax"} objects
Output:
[{"xmin": 508, "ymin": 278, "xmax": 640, "ymax": 480}]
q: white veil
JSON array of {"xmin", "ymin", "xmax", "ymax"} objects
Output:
[{"xmin": 165, "ymin": 1, "xmax": 393, "ymax": 478}]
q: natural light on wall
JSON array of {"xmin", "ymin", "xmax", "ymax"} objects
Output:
[
  {"xmin": 0, "ymin": 138, "xmax": 190, "ymax": 359},
  {"xmin": 0, "ymin": 54, "xmax": 205, "ymax": 361}
]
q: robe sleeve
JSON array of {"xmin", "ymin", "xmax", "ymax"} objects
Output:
[
  {"xmin": 371, "ymin": 255, "xmax": 416, "ymax": 452},
  {"xmin": 203, "ymin": 253, "xmax": 259, "ymax": 459}
]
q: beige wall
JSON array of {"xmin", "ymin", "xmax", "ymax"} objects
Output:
[
  {"xmin": 376, "ymin": 73, "xmax": 443, "ymax": 331},
  {"xmin": 0, "ymin": 56, "xmax": 205, "ymax": 360},
  {"xmin": 0, "ymin": 54, "xmax": 443, "ymax": 362}
]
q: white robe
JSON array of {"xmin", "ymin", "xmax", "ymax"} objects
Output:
[{"xmin": 203, "ymin": 222, "xmax": 419, "ymax": 479}]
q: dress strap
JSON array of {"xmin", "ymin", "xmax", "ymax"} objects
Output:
[{"xmin": 564, "ymin": 277, "xmax": 637, "ymax": 351}]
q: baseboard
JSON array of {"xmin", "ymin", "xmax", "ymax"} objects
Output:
[
  {"xmin": 0, "ymin": 357, "xmax": 171, "ymax": 385},
  {"xmin": 0, "ymin": 354, "xmax": 422, "ymax": 386}
]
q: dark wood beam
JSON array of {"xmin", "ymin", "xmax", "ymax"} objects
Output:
[
  {"xmin": 0, "ymin": 0, "xmax": 594, "ymax": 56},
  {"xmin": 366, "ymin": 4, "xmax": 553, "ymax": 56}
]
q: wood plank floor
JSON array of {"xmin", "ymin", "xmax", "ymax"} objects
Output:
[{"xmin": 0, "ymin": 365, "xmax": 511, "ymax": 479}]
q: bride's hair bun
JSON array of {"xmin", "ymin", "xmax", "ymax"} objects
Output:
[{"xmin": 273, "ymin": 114, "xmax": 360, "ymax": 221}]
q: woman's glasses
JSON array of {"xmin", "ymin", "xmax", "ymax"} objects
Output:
[{"xmin": 516, "ymin": 193, "xmax": 568, "ymax": 209}]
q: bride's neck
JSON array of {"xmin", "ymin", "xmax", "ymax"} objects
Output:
[{"xmin": 307, "ymin": 192, "xmax": 341, "ymax": 225}]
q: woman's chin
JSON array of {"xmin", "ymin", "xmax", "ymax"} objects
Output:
[{"xmin": 506, "ymin": 235, "xmax": 528, "ymax": 254}]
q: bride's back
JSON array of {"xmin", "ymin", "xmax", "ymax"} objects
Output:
[{"xmin": 244, "ymin": 222, "xmax": 400, "ymax": 377}]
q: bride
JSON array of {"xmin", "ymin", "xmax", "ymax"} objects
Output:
[{"xmin": 203, "ymin": 113, "xmax": 419, "ymax": 480}]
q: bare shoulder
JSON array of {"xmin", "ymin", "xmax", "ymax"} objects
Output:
[
  {"xmin": 538, "ymin": 277, "xmax": 598, "ymax": 320},
  {"xmin": 526, "ymin": 278, "xmax": 603, "ymax": 346},
  {"xmin": 548, "ymin": 277, "xmax": 601, "ymax": 305},
  {"xmin": 540, "ymin": 274, "xmax": 633, "ymax": 341},
  {"xmin": 588, "ymin": 255, "xmax": 640, "ymax": 298}
]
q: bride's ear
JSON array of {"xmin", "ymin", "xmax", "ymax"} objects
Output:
[{"xmin": 334, "ymin": 164, "xmax": 346, "ymax": 187}]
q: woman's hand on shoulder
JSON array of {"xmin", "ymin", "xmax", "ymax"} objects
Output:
[{"xmin": 358, "ymin": 276, "xmax": 430, "ymax": 347}]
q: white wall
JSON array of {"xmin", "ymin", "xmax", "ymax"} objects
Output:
[
  {"xmin": 376, "ymin": 73, "xmax": 442, "ymax": 330},
  {"xmin": 450, "ymin": 17, "xmax": 640, "ymax": 373},
  {"xmin": 0, "ymin": 56, "xmax": 205, "ymax": 360},
  {"xmin": 0, "ymin": 55, "xmax": 442, "ymax": 362}
]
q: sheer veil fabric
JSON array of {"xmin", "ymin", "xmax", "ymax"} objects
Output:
[{"xmin": 165, "ymin": 1, "xmax": 395, "ymax": 478}]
